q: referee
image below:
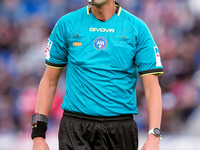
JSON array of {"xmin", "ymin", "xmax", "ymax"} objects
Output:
[{"xmin": 32, "ymin": 0, "xmax": 163, "ymax": 150}]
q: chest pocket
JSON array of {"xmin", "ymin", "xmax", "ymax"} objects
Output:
[
  {"xmin": 111, "ymin": 36, "xmax": 136, "ymax": 69},
  {"xmin": 67, "ymin": 35, "xmax": 91, "ymax": 65}
]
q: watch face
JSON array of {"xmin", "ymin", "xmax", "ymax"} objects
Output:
[{"xmin": 154, "ymin": 128, "xmax": 161, "ymax": 136}]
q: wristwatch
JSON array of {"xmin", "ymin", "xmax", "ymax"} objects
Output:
[
  {"xmin": 31, "ymin": 113, "xmax": 48, "ymax": 125},
  {"xmin": 148, "ymin": 128, "xmax": 162, "ymax": 140}
]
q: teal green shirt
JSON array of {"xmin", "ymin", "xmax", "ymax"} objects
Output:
[{"xmin": 45, "ymin": 4, "xmax": 163, "ymax": 116}]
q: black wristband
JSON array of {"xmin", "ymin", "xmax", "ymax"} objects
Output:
[{"xmin": 31, "ymin": 121, "xmax": 47, "ymax": 139}]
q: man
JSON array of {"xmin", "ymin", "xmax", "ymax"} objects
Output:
[{"xmin": 32, "ymin": 0, "xmax": 163, "ymax": 150}]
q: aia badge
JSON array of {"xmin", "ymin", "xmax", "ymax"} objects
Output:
[
  {"xmin": 154, "ymin": 46, "xmax": 162, "ymax": 67},
  {"xmin": 45, "ymin": 39, "xmax": 53, "ymax": 60},
  {"xmin": 94, "ymin": 37, "xmax": 107, "ymax": 50}
]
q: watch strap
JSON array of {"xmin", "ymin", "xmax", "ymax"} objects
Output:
[
  {"xmin": 148, "ymin": 128, "xmax": 156, "ymax": 135},
  {"xmin": 37, "ymin": 114, "xmax": 48, "ymax": 124},
  {"xmin": 32, "ymin": 113, "xmax": 48, "ymax": 125}
]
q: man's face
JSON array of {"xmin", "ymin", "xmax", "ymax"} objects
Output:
[{"xmin": 91, "ymin": 0, "xmax": 109, "ymax": 7}]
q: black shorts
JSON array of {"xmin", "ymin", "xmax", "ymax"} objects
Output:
[{"xmin": 58, "ymin": 111, "xmax": 138, "ymax": 150}]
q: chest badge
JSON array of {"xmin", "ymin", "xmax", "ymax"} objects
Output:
[{"xmin": 94, "ymin": 37, "xmax": 107, "ymax": 50}]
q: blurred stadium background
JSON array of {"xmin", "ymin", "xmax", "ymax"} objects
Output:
[{"xmin": 0, "ymin": 0, "xmax": 200, "ymax": 149}]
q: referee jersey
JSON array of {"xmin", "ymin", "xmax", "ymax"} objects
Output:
[{"xmin": 45, "ymin": 3, "xmax": 164, "ymax": 116}]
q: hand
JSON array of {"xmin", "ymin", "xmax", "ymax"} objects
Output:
[
  {"xmin": 141, "ymin": 134, "xmax": 160, "ymax": 150},
  {"xmin": 33, "ymin": 137, "xmax": 50, "ymax": 150}
]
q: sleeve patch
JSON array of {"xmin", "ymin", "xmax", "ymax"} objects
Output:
[
  {"xmin": 154, "ymin": 46, "xmax": 162, "ymax": 67},
  {"xmin": 45, "ymin": 39, "xmax": 53, "ymax": 60}
]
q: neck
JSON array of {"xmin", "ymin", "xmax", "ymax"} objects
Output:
[{"xmin": 91, "ymin": 1, "xmax": 116, "ymax": 21}]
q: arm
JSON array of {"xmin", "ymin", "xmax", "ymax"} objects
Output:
[
  {"xmin": 33, "ymin": 66, "xmax": 63, "ymax": 150},
  {"xmin": 141, "ymin": 74, "xmax": 162, "ymax": 150},
  {"xmin": 35, "ymin": 66, "xmax": 63, "ymax": 116}
]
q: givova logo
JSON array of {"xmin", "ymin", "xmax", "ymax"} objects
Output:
[
  {"xmin": 94, "ymin": 37, "xmax": 107, "ymax": 50},
  {"xmin": 89, "ymin": 28, "xmax": 115, "ymax": 33}
]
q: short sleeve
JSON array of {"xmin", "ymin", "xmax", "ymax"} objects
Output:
[
  {"xmin": 135, "ymin": 21, "xmax": 163, "ymax": 76},
  {"xmin": 45, "ymin": 17, "xmax": 68, "ymax": 69}
]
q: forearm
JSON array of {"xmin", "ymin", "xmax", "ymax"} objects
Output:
[
  {"xmin": 35, "ymin": 77, "xmax": 58, "ymax": 117},
  {"xmin": 145, "ymin": 85, "xmax": 162, "ymax": 130}
]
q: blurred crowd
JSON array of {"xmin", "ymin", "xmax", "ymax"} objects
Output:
[{"xmin": 0, "ymin": 0, "xmax": 200, "ymax": 135}]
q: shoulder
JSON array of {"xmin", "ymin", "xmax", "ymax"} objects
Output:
[
  {"xmin": 119, "ymin": 8, "xmax": 149, "ymax": 31},
  {"xmin": 57, "ymin": 6, "xmax": 87, "ymax": 26}
]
